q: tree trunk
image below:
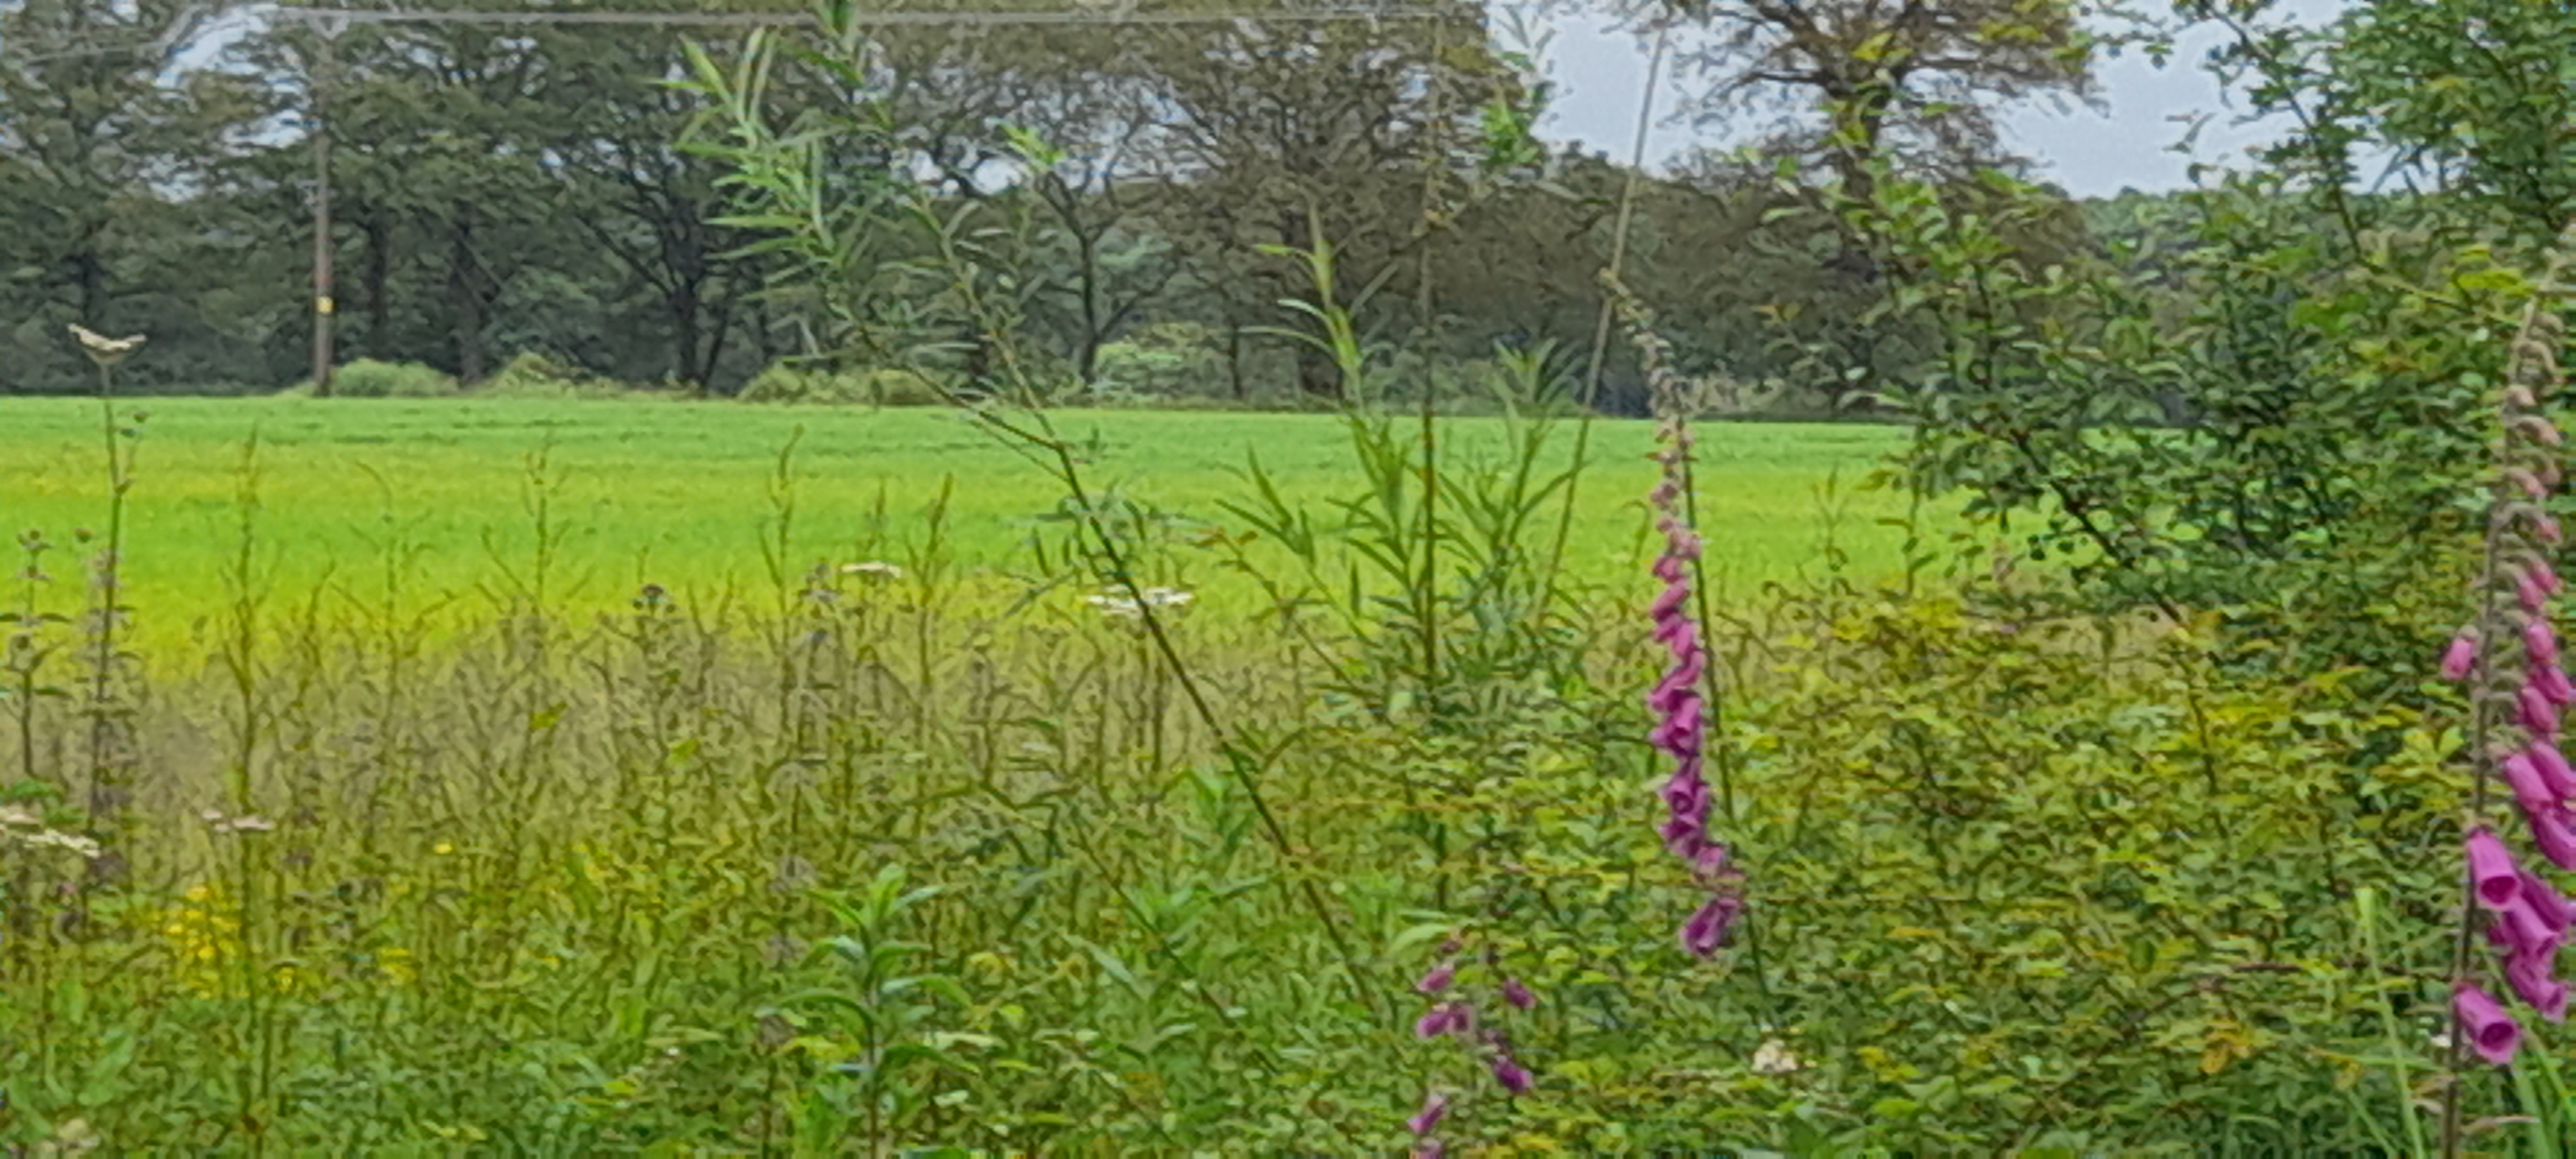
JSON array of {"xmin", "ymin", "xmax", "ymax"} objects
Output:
[
  {"xmin": 1227, "ymin": 322, "xmax": 1248, "ymax": 400},
  {"xmin": 75, "ymin": 244, "xmax": 106, "ymax": 327},
  {"xmin": 1077, "ymin": 231, "xmax": 1103, "ymax": 385},
  {"xmin": 448, "ymin": 205, "xmax": 486, "ymax": 384},
  {"xmin": 361, "ymin": 213, "xmax": 391, "ymax": 358},
  {"xmin": 696, "ymin": 292, "xmax": 736, "ymax": 393},
  {"xmin": 670, "ymin": 281, "xmax": 702, "ymax": 386}
]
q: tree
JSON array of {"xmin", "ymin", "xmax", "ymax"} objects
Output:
[
  {"xmin": 540, "ymin": 21, "xmax": 768, "ymax": 388},
  {"xmin": 1141, "ymin": 6, "xmax": 1501, "ymax": 399},
  {"xmin": 2327, "ymin": 0, "xmax": 2576, "ymax": 244},
  {"xmin": 0, "ymin": 0, "xmax": 260, "ymax": 390},
  {"xmin": 1643, "ymin": 0, "xmax": 2096, "ymax": 195}
]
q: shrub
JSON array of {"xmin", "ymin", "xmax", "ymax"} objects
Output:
[
  {"xmin": 321, "ymin": 359, "xmax": 458, "ymax": 399},
  {"xmin": 474, "ymin": 352, "xmax": 629, "ymax": 399},
  {"xmin": 739, "ymin": 363, "xmax": 949, "ymax": 406},
  {"xmin": 1092, "ymin": 322, "xmax": 1225, "ymax": 399}
]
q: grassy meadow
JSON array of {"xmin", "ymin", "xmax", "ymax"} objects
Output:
[
  {"xmin": 0, "ymin": 399, "xmax": 1917, "ymax": 655},
  {"xmin": 0, "ymin": 393, "xmax": 2461, "ymax": 1153}
]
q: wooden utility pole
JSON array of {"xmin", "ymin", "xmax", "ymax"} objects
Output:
[{"xmin": 309, "ymin": 20, "xmax": 344, "ymax": 395}]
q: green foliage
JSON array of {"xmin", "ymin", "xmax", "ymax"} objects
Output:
[
  {"xmin": 320, "ymin": 358, "xmax": 460, "ymax": 399},
  {"xmin": 473, "ymin": 352, "xmax": 636, "ymax": 399},
  {"xmin": 1723, "ymin": 590, "xmax": 2450, "ymax": 1150},
  {"xmin": 1090, "ymin": 322, "xmax": 1226, "ymax": 400},
  {"xmin": 2330, "ymin": 0, "xmax": 2576, "ymax": 242},
  {"xmin": 1, "ymin": 390, "xmax": 2468, "ymax": 1151},
  {"xmin": 738, "ymin": 363, "xmax": 949, "ymax": 407}
]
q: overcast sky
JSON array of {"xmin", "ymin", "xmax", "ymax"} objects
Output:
[{"xmin": 1537, "ymin": 1, "xmax": 2353, "ymax": 198}]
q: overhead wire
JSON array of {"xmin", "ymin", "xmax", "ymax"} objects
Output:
[
  {"xmin": 3, "ymin": 3, "xmax": 1459, "ymax": 64},
  {"xmin": 269, "ymin": 5, "xmax": 1461, "ymax": 30}
]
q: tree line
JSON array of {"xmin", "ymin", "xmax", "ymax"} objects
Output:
[{"xmin": 0, "ymin": 0, "xmax": 2108, "ymax": 406}]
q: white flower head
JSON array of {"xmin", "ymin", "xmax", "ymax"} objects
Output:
[
  {"xmin": 69, "ymin": 325, "xmax": 146, "ymax": 367},
  {"xmin": 1751, "ymin": 1038, "xmax": 1805, "ymax": 1075},
  {"xmin": 1085, "ymin": 592, "xmax": 1142, "ymax": 619},
  {"xmin": 8, "ymin": 826, "xmax": 102, "ymax": 859},
  {"xmin": 1088, "ymin": 586, "xmax": 1193, "ymax": 621},
  {"xmin": 840, "ymin": 561, "xmax": 904, "ymax": 580},
  {"xmin": 202, "ymin": 809, "xmax": 276, "ymax": 835}
]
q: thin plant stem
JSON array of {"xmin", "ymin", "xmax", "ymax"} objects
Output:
[
  {"xmin": 84, "ymin": 355, "xmax": 131, "ymax": 871},
  {"xmin": 1542, "ymin": 23, "xmax": 1669, "ymax": 600},
  {"xmin": 904, "ymin": 194, "xmax": 1386, "ymax": 1019}
]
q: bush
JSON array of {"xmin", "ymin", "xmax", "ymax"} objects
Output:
[
  {"xmin": 739, "ymin": 363, "xmax": 949, "ymax": 406},
  {"xmin": 473, "ymin": 352, "xmax": 632, "ymax": 399},
  {"xmin": 1091, "ymin": 322, "xmax": 1225, "ymax": 399},
  {"xmin": 320, "ymin": 359, "xmax": 458, "ymax": 399}
]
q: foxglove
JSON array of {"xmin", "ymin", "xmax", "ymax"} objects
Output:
[{"xmin": 2443, "ymin": 296, "xmax": 2575, "ymax": 1071}]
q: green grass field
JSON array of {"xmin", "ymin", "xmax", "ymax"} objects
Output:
[{"xmin": 0, "ymin": 398, "xmax": 1918, "ymax": 652}]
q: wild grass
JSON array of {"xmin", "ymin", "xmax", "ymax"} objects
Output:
[{"xmin": 0, "ymin": 385, "xmax": 2479, "ymax": 1154}]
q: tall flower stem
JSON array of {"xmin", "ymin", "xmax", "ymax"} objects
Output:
[
  {"xmin": 1540, "ymin": 22, "xmax": 1668, "ymax": 601},
  {"xmin": 2438, "ymin": 243, "xmax": 2576, "ymax": 1155},
  {"xmin": 2444, "ymin": 493, "xmax": 2509, "ymax": 1158},
  {"xmin": 71, "ymin": 328, "xmax": 142, "ymax": 885}
]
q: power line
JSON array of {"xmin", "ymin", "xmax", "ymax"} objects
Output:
[
  {"xmin": 270, "ymin": 5, "xmax": 1462, "ymax": 30},
  {"xmin": 6, "ymin": 5, "xmax": 1462, "ymax": 63}
]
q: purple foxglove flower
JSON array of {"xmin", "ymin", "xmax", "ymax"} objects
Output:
[
  {"xmin": 2506, "ymin": 753, "xmax": 2562, "ymax": 811},
  {"xmin": 2542, "ymin": 663, "xmax": 2576, "ymax": 707},
  {"xmin": 1660, "ymin": 815, "xmax": 1708, "ymax": 858},
  {"xmin": 2470, "ymin": 827, "xmax": 2525, "ymax": 910},
  {"xmin": 2523, "ymin": 867, "xmax": 2576, "ymax": 930},
  {"xmin": 1692, "ymin": 842, "xmax": 1734, "ymax": 885},
  {"xmin": 2512, "ymin": 467, "xmax": 2552, "ymax": 500},
  {"xmin": 1651, "ymin": 580, "xmax": 1690, "ymax": 620},
  {"xmin": 1414, "ymin": 1002, "xmax": 1473, "ymax": 1039},
  {"xmin": 2541, "ymin": 560, "xmax": 2566, "ymax": 596},
  {"xmin": 2524, "ymin": 683, "xmax": 2562, "ymax": 738},
  {"xmin": 1490, "ymin": 1053, "xmax": 1533, "ymax": 1095},
  {"xmin": 1647, "ymin": 653, "xmax": 1706, "ymax": 713},
  {"xmin": 1406, "ymin": 1092, "xmax": 1448, "ymax": 1136},
  {"xmin": 1681, "ymin": 894, "xmax": 1741, "ymax": 958},
  {"xmin": 1651, "ymin": 700, "xmax": 1705, "ymax": 758},
  {"xmin": 2534, "ymin": 806, "xmax": 2576, "ymax": 872},
  {"xmin": 2533, "ymin": 618, "xmax": 2562, "ymax": 667},
  {"xmin": 2526, "ymin": 569, "xmax": 2555, "ymax": 614},
  {"xmin": 1663, "ymin": 764, "xmax": 1706, "ymax": 812},
  {"xmin": 1652, "ymin": 614, "xmax": 1698, "ymax": 655},
  {"xmin": 2509, "ymin": 951, "xmax": 2571, "ymax": 1022},
  {"xmin": 2445, "ymin": 632, "xmax": 2481, "ymax": 681},
  {"xmin": 1501, "ymin": 978, "xmax": 1536, "ymax": 1010},
  {"xmin": 1416, "ymin": 963, "xmax": 1455, "ymax": 995},
  {"xmin": 2522, "ymin": 414, "xmax": 2567, "ymax": 447},
  {"xmin": 2457, "ymin": 983, "xmax": 2524, "ymax": 1064},
  {"xmin": 1652, "ymin": 553, "xmax": 1688, "ymax": 584},
  {"xmin": 2500, "ymin": 895, "xmax": 2564, "ymax": 956},
  {"xmin": 2543, "ymin": 513, "xmax": 2566, "ymax": 545},
  {"xmin": 2536, "ymin": 743, "xmax": 2576, "ymax": 797}
]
